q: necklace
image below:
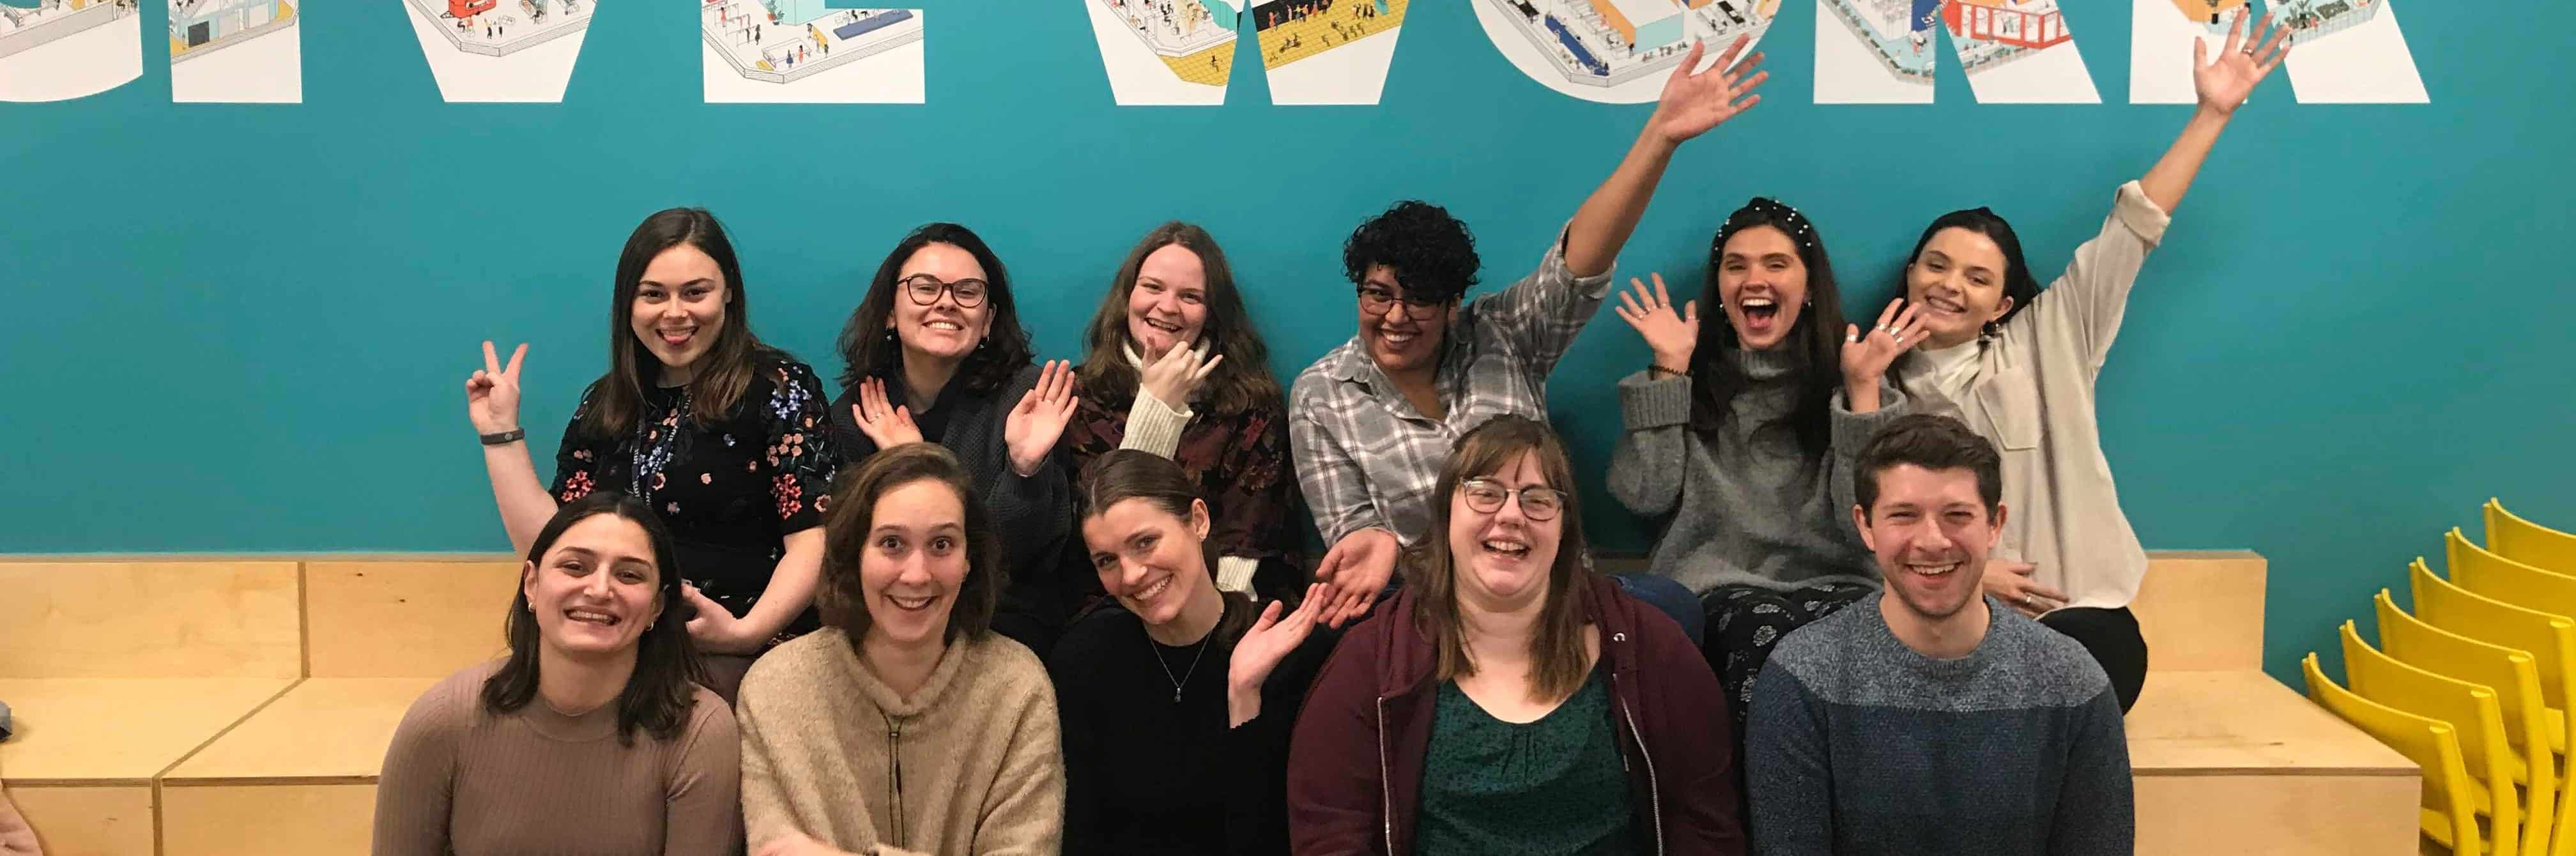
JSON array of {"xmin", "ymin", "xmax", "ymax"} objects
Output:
[{"xmin": 1147, "ymin": 629, "xmax": 1213, "ymax": 704}]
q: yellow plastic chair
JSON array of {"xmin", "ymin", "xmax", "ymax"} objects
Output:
[
  {"xmin": 2493, "ymin": 500, "xmax": 2576, "ymax": 577},
  {"xmin": 2382, "ymin": 591, "xmax": 2561, "ymax": 856},
  {"xmin": 2307, "ymin": 652, "xmax": 2486, "ymax": 853},
  {"xmin": 2416, "ymin": 558, "xmax": 2576, "ymax": 855},
  {"xmin": 2458, "ymin": 528, "xmax": 2576, "ymax": 616},
  {"xmin": 2347, "ymin": 620, "xmax": 2524, "ymax": 854}
]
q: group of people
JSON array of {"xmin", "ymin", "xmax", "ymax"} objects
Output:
[{"xmin": 348, "ymin": 17, "xmax": 2293, "ymax": 856}]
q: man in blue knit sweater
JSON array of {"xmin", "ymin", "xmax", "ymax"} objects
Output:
[{"xmin": 1746, "ymin": 414, "xmax": 2132, "ymax": 855}]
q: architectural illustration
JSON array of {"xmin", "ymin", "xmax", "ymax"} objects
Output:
[
  {"xmin": 0, "ymin": 0, "xmax": 141, "ymax": 102},
  {"xmin": 1092, "ymin": 0, "xmax": 1236, "ymax": 90},
  {"xmin": 0, "ymin": 0, "xmax": 133, "ymax": 59},
  {"xmin": 1816, "ymin": 0, "xmax": 2097, "ymax": 103},
  {"xmin": 1480, "ymin": 0, "xmax": 1775, "ymax": 91},
  {"xmin": 2131, "ymin": 0, "xmax": 2424, "ymax": 105},
  {"xmin": 701, "ymin": 3, "xmax": 921, "ymax": 102},
  {"xmin": 1249, "ymin": 0, "xmax": 1404, "ymax": 104},
  {"xmin": 404, "ymin": 0, "xmax": 590, "ymax": 57},
  {"xmin": 169, "ymin": 0, "xmax": 294, "ymax": 63}
]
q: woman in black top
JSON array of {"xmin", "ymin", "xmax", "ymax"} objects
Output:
[
  {"xmin": 830, "ymin": 222, "xmax": 1080, "ymax": 656},
  {"xmin": 1050, "ymin": 449, "xmax": 1336, "ymax": 855},
  {"xmin": 465, "ymin": 207, "xmax": 838, "ymax": 701}
]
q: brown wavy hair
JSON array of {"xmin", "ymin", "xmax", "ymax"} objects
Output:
[
  {"xmin": 579, "ymin": 207, "xmax": 782, "ymax": 441},
  {"xmin": 816, "ymin": 443, "xmax": 1003, "ymax": 646},
  {"xmin": 834, "ymin": 223, "xmax": 1035, "ymax": 399},
  {"xmin": 1073, "ymin": 222, "xmax": 1282, "ymax": 418},
  {"xmin": 1075, "ymin": 448, "xmax": 1259, "ymax": 643},
  {"xmin": 1407, "ymin": 416, "xmax": 1595, "ymax": 703}
]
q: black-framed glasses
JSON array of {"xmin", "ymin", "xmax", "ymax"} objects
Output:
[
  {"xmin": 1459, "ymin": 478, "xmax": 1565, "ymax": 521},
  {"xmin": 900, "ymin": 274, "xmax": 988, "ymax": 308},
  {"xmin": 1356, "ymin": 286, "xmax": 1446, "ymax": 321}
]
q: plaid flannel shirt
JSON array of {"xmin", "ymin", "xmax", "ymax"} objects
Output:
[{"xmin": 1287, "ymin": 231, "xmax": 1614, "ymax": 547}]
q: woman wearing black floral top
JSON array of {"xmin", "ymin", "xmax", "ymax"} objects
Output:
[{"xmin": 466, "ymin": 208, "xmax": 837, "ymax": 700}]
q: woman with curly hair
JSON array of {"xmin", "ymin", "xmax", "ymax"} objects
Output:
[{"xmin": 1289, "ymin": 36, "xmax": 1774, "ymax": 629}]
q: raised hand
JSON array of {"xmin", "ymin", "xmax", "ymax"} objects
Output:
[
  {"xmin": 1648, "ymin": 35, "xmax": 1768, "ymax": 146},
  {"xmin": 1137, "ymin": 342, "xmax": 1223, "ymax": 411},
  {"xmin": 1980, "ymin": 560, "xmax": 2067, "ymax": 618},
  {"xmin": 2194, "ymin": 7, "xmax": 2290, "ymax": 115},
  {"xmin": 1004, "ymin": 360, "xmax": 1080, "ymax": 477},
  {"xmin": 681, "ymin": 585, "xmax": 764, "ymax": 655},
  {"xmin": 1613, "ymin": 273, "xmax": 1698, "ymax": 374},
  {"xmin": 465, "ymin": 340, "xmax": 527, "ymax": 436},
  {"xmin": 1313, "ymin": 528, "xmax": 1400, "ymax": 629},
  {"xmin": 848, "ymin": 377, "xmax": 924, "ymax": 450},
  {"xmin": 1227, "ymin": 582, "xmax": 1330, "ymax": 727},
  {"xmin": 1840, "ymin": 299, "xmax": 1926, "ymax": 399}
]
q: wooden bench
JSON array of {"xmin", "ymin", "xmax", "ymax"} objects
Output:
[
  {"xmin": 2126, "ymin": 551, "xmax": 2418, "ymax": 855},
  {"xmin": 0, "ymin": 560, "xmax": 304, "ymax": 856},
  {"xmin": 160, "ymin": 559, "xmax": 518, "ymax": 854}
]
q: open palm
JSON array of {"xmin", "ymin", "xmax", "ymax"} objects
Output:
[
  {"xmin": 2194, "ymin": 8, "xmax": 2290, "ymax": 114},
  {"xmin": 1648, "ymin": 35, "xmax": 1768, "ymax": 146}
]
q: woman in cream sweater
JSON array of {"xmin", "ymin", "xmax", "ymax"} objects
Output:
[{"xmin": 736, "ymin": 443, "xmax": 1064, "ymax": 856}]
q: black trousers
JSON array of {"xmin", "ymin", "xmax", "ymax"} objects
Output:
[{"xmin": 2039, "ymin": 606, "xmax": 2149, "ymax": 713}]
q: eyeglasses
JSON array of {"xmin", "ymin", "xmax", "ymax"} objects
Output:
[
  {"xmin": 900, "ymin": 274, "xmax": 988, "ymax": 308},
  {"xmin": 1356, "ymin": 286, "xmax": 1446, "ymax": 321},
  {"xmin": 1459, "ymin": 478, "xmax": 1565, "ymax": 521}
]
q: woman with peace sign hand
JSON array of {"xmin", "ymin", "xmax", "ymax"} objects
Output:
[
  {"xmin": 1884, "ymin": 10, "xmax": 2295, "ymax": 713},
  {"xmin": 1061, "ymin": 223, "xmax": 1305, "ymax": 608},
  {"xmin": 1604, "ymin": 200, "xmax": 1919, "ymax": 747},
  {"xmin": 467, "ymin": 207, "xmax": 839, "ymax": 702},
  {"xmin": 829, "ymin": 222, "xmax": 1082, "ymax": 658}
]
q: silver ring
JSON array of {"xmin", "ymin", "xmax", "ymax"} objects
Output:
[
  {"xmin": 2022, "ymin": 595, "xmax": 2036, "ymax": 608},
  {"xmin": 1845, "ymin": 332, "xmax": 1859, "ymax": 343},
  {"xmin": 1882, "ymin": 325, "xmax": 1901, "ymax": 336}
]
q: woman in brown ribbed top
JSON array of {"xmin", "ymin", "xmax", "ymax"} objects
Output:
[{"xmin": 373, "ymin": 493, "xmax": 743, "ymax": 856}]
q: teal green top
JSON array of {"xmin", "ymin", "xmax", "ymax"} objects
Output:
[{"xmin": 1414, "ymin": 664, "xmax": 1635, "ymax": 856}]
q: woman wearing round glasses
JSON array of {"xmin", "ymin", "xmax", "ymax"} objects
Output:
[
  {"xmin": 830, "ymin": 222, "xmax": 1082, "ymax": 656},
  {"xmin": 1289, "ymin": 416, "xmax": 1741, "ymax": 854}
]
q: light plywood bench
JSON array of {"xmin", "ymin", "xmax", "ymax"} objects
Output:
[
  {"xmin": 160, "ymin": 558, "xmax": 518, "ymax": 855},
  {"xmin": 0, "ymin": 561, "xmax": 304, "ymax": 856},
  {"xmin": 2126, "ymin": 551, "xmax": 2418, "ymax": 855}
]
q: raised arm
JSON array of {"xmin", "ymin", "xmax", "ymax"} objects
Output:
[
  {"xmin": 2142, "ymin": 8, "xmax": 2292, "ymax": 213},
  {"xmin": 1606, "ymin": 275, "xmax": 1699, "ymax": 517},
  {"xmin": 1565, "ymin": 36, "xmax": 1772, "ymax": 276},
  {"xmin": 468, "ymin": 340, "xmax": 560, "ymax": 555}
]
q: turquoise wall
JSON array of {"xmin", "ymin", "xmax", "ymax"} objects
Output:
[{"xmin": 3, "ymin": 1, "xmax": 2568, "ymax": 685}]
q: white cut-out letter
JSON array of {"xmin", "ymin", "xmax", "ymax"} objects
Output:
[
  {"xmin": 1814, "ymin": 0, "xmax": 2096, "ymax": 104},
  {"xmin": 1472, "ymin": 0, "xmax": 1779, "ymax": 105},
  {"xmin": 398, "ymin": 0, "xmax": 595, "ymax": 102},
  {"xmin": 1084, "ymin": 0, "xmax": 1235, "ymax": 106},
  {"xmin": 702, "ymin": 3, "xmax": 923, "ymax": 103},
  {"xmin": 169, "ymin": 0, "xmax": 303, "ymax": 102},
  {"xmin": 0, "ymin": 0, "xmax": 142, "ymax": 102},
  {"xmin": 1247, "ymin": 0, "xmax": 1402, "ymax": 105}
]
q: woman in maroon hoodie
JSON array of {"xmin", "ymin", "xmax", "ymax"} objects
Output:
[{"xmin": 1287, "ymin": 415, "xmax": 1744, "ymax": 855}]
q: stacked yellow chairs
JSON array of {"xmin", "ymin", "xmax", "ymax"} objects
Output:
[
  {"xmin": 2308, "ymin": 652, "xmax": 2486, "ymax": 853},
  {"xmin": 2492, "ymin": 500, "xmax": 2576, "ymax": 576},
  {"xmin": 2343, "ymin": 620, "xmax": 2523, "ymax": 853},
  {"xmin": 2379, "ymin": 590, "xmax": 2561, "ymax": 856},
  {"xmin": 2456, "ymin": 529, "xmax": 2576, "ymax": 620}
]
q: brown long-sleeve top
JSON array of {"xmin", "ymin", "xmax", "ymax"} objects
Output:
[{"xmin": 371, "ymin": 660, "xmax": 744, "ymax": 856}]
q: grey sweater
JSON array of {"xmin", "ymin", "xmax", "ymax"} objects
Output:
[
  {"xmin": 1745, "ymin": 593, "xmax": 2133, "ymax": 855},
  {"xmin": 1605, "ymin": 348, "xmax": 1899, "ymax": 593}
]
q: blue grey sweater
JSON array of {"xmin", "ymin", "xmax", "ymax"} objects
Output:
[{"xmin": 1745, "ymin": 593, "xmax": 2132, "ymax": 855}]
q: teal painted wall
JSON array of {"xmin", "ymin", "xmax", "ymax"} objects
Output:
[{"xmin": 3, "ymin": 1, "xmax": 2568, "ymax": 687}]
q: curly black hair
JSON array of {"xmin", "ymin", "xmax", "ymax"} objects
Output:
[{"xmin": 1342, "ymin": 201, "xmax": 1481, "ymax": 302}]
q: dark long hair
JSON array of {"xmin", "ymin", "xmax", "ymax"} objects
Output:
[
  {"xmin": 816, "ymin": 443, "xmax": 1004, "ymax": 647},
  {"xmin": 1074, "ymin": 222, "xmax": 1283, "ymax": 419},
  {"xmin": 1409, "ymin": 416, "xmax": 1594, "ymax": 704},
  {"xmin": 1900, "ymin": 207, "xmax": 2041, "ymax": 335},
  {"xmin": 1075, "ymin": 448, "xmax": 1259, "ymax": 643},
  {"xmin": 834, "ymin": 223, "xmax": 1036, "ymax": 398},
  {"xmin": 481, "ymin": 493, "xmax": 704, "ymax": 745},
  {"xmin": 1690, "ymin": 198, "xmax": 1850, "ymax": 456},
  {"xmin": 579, "ymin": 208, "xmax": 779, "ymax": 441}
]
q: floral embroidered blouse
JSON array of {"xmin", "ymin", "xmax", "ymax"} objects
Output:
[{"xmin": 551, "ymin": 356, "xmax": 839, "ymax": 638}]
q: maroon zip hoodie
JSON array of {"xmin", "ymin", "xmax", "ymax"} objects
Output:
[{"xmin": 1285, "ymin": 574, "xmax": 1745, "ymax": 855}]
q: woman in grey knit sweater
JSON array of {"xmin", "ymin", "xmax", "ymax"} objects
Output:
[{"xmin": 1605, "ymin": 199, "xmax": 1925, "ymax": 734}]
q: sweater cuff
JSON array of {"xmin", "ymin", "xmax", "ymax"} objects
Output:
[
  {"xmin": 1829, "ymin": 388, "xmax": 1903, "ymax": 453},
  {"xmin": 1119, "ymin": 391, "xmax": 1193, "ymax": 459},
  {"xmin": 1216, "ymin": 556, "xmax": 1258, "ymax": 593},
  {"xmin": 1618, "ymin": 370, "xmax": 1692, "ymax": 429},
  {"xmin": 2110, "ymin": 180, "xmax": 2171, "ymax": 248}
]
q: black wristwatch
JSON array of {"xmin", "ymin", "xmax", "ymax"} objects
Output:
[{"xmin": 479, "ymin": 428, "xmax": 526, "ymax": 446}]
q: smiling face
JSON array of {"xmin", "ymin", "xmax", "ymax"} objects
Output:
[
  {"xmin": 630, "ymin": 244, "xmax": 729, "ymax": 385},
  {"xmin": 1445, "ymin": 450, "xmax": 1565, "ymax": 611},
  {"xmin": 521, "ymin": 514, "xmax": 664, "ymax": 658},
  {"xmin": 1715, "ymin": 225, "xmax": 1809, "ymax": 351},
  {"xmin": 1853, "ymin": 463, "xmax": 2004, "ymax": 623},
  {"xmin": 858, "ymin": 478, "xmax": 972, "ymax": 650},
  {"xmin": 1905, "ymin": 227, "xmax": 2016, "ymax": 348},
  {"xmin": 887, "ymin": 242, "xmax": 995, "ymax": 363},
  {"xmin": 1082, "ymin": 497, "xmax": 1214, "ymax": 629},
  {"xmin": 1356, "ymin": 264, "xmax": 1457, "ymax": 378},
  {"xmin": 1126, "ymin": 243, "xmax": 1211, "ymax": 359}
]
